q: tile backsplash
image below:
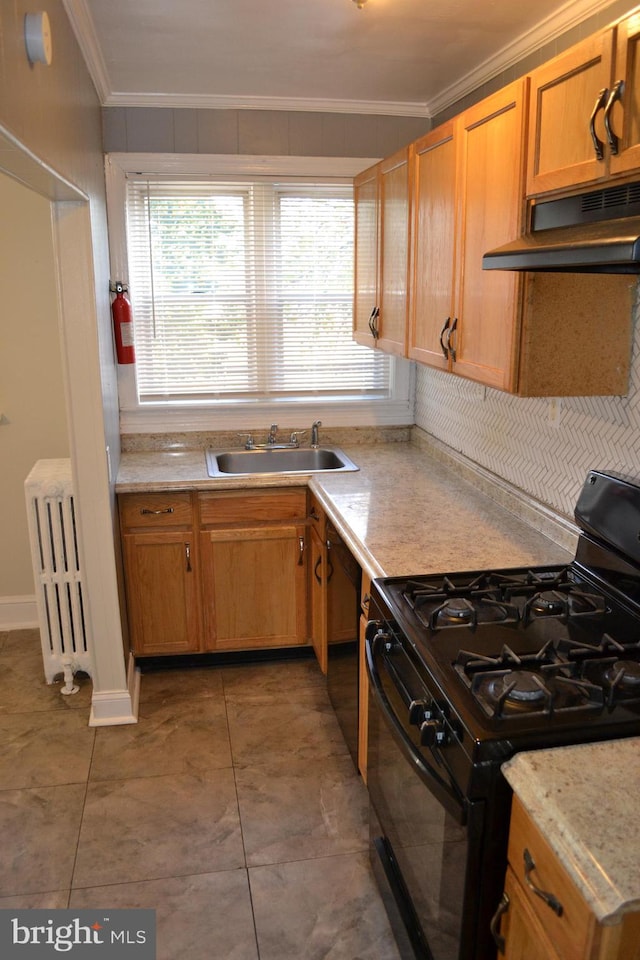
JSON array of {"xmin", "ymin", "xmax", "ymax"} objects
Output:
[{"xmin": 415, "ymin": 284, "xmax": 640, "ymax": 519}]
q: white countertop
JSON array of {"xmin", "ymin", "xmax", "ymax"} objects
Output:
[{"xmin": 502, "ymin": 739, "xmax": 640, "ymax": 924}]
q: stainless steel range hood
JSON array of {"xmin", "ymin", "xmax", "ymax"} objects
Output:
[{"xmin": 483, "ymin": 181, "xmax": 640, "ymax": 274}]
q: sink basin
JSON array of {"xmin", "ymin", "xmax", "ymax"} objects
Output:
[{"xmin": 206, "ymin": 446, "xmax": 359, "ymax": 477}]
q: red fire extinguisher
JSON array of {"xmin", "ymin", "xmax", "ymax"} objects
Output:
[{"xmin": 111, "ymin": 281, "xmax": 136, "ymax": 364}]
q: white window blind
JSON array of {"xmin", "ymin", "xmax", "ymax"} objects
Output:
[{"xmin": 125, "ymin": 178, "xmax": 390, "ymax": 403}]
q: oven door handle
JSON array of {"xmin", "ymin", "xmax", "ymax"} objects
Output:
[{"xmin": 366, "ymin": 631, "xmax": 467, "ymax": 825}]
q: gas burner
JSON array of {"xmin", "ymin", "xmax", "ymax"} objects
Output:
[
  {"xmin": 489, "ymin": 670, "xmax": 548, "ymax": 705},
  {"xmin": 437, "ymin": 598, "xmax": 475, "ymax": 626},
  {"xmin": 605, "ymin": 660, "xmax": 640, "ymax": 691},
  {"xmin": 523, "ymin": 587, "xmax": 606, "ymax": 623}
]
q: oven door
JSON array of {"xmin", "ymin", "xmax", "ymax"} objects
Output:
[{"xmin": 366, "ymin": 626, "xmax": 486, "ymax": 960}]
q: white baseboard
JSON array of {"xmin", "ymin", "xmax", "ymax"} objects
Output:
[
  {"xmin": 0, "ymin": 595, "xmax": 39, "ymax": 631},
  {"xmin": 88, "ymin": 653, "xmax": 140, "ymax": 726}
]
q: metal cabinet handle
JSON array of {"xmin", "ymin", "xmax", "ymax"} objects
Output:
[
  {"xmin": 369, "ymin": 306, "xmax": 380, "ymax": 340},
  {"xmin": 140, "ymin": 507, "xmax": 174, "ymax": 515},
  {"xmin": 490, "ymin": 892, "xmax": 510, "ymax": 954},
  {"xmin": 603, "ymin": 79, "xmax": 623, "ymax": 155},
  {"xmin": 314, "ymin": 555, "xmax": 323, "ymax": 583},
  {"xmin": 324, "ymin": 540, "xmax": 334, "ymax": 582},
  {"xmin": 523, "ymin": 848, "xmax": 564, "ymax": 916},
  {"xmin": 439, "ymin": 317, "xmax": 451, "ymax": 359},
  {"xmin": 448, "ymin": 317, "xmax": 458, "ymax": 362},
  {"xmin": 589, "ymin": 87, "xmax": 609, "ymax": 161},
  {"xmin": 298, "ymin": 536, "xmax": 305, "ymax": 566},
  {"xmin": 185, "ymin": 542, "xmax": 192, "ymax": 572},
  {"xmin": 308, "ymin": 509, "xmax": 320, "ymax": 522}
]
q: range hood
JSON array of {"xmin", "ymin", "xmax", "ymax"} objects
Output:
[{"xmin": 483, "ymin": 181, "xmax": 640, "ymax": 274}]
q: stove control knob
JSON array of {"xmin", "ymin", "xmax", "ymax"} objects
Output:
[
  {"xmin": 420, "ymin": 719, "xmax": 446, "ymax": 747},
  {"xmin": 408, "ymin": 698, "xmax": 432, "ymax": 724}
]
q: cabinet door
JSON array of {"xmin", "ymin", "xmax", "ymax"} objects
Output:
[
  {"xmin": 353, "ymin": 163, "xmax": 380, "ymax": 347},
  {"xmin": 609, "ymin": 11, "xmax": 640, "ymax": 176},
  {"xmin": 409, "ymin": 122, "xmax": 456, "ymax": 371},
  {"xmin": 122, "ymin": 531, "xmax": 201, "ymax": 655},
  {"xmin": 453, "ymin": 80, "xmax": 526, "ymax": 391},
  {"xmin": 200, "ymin": 524, "xmax": 307, "ymax": 651},
  {"xmin": 309, "ymin": 524, "xmax": 328, "ymax": 673},
  {"xmin": 501, "ymin": 867, "xmax": 562, "ymax": 960},
  {"xmin": 377, "ymin": 147, "xmax": 410, "ymax": 356},
  {"xmin": 527, "ymin": 31, "xmax": 614, "ymax": 195}
]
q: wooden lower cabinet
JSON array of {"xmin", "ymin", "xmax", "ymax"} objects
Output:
[
  {"xmin": 200, "ymin": 522, "xmax": 307, "ymax": 651},
  {"xmin": 119, "ymin": 487, "xmax": 309, "ymax": 657},
  {"xmin": 496, "ymin": 796, "xmax": 640, "ymax": 960},
  {"xmin": 121, "ymin": 530, "xmax": 201, "ymax": 656}
]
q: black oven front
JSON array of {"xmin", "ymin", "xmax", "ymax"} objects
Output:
[{"xmin": 365, "ymin": 618, "xmax": 512, "ymax": 960}]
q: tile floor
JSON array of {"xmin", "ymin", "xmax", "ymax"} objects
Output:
[{"xmin": 0, "ymin": 629, "xmax": 402, "ymax": 959}]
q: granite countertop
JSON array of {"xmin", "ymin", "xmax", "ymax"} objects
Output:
[
  {"xmin": 116, "ymin": 439, "xmax": 574, "ymax": 579},
  {"xmin": 502, "ymin": 739, "xmax": 640, "ymax": 924}
]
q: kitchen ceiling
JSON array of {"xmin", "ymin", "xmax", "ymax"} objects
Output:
[{"xmin": 65, "ymin": 0, "xmax": 620, "ymax": 117}]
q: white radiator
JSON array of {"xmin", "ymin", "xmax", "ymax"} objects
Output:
[{"xmin": 24, "ymin": 459, "xmax": 93, "ymax": 691}]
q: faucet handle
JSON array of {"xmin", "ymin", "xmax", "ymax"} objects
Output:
[
  {"xmin": 289, "ymin": 431, "xmax": 306, "ymax": 445},
  {"xmin": 237, "ymin": 433, "xmax": 254, "ymax": 449}
]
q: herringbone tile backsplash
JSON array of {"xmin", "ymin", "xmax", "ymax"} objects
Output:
[{"xmin": 414, "ymin": 285, "xmax": 640, "ymax": 519}]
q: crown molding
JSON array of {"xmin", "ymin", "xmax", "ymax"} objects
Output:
[
  {"xmin": 66, "ymin": 0, "xmax": 622, "ymax": 118},
  {"xmin": 426, "ymin": 0, "xmax": 622, "ymax": 116},
  {"xmin": 100, "ymin": 91, "xmax": 429, "ymax": 118}
]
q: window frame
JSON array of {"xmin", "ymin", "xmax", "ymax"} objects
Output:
[{"xmin": 105, "ymin": 153, "xmax": 415, "ymax": 434}]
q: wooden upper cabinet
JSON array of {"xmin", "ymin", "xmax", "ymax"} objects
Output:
[
  {"xmin": 609, "ymin": 10, "xmax": 640, "ymax": 176},
  {"xmin": 527, "ymin": 10, "xmax": 640, "ymax": 195},
  {"xmin": 527, "ymin": 31, "xmax": 614, "ymax": 195},
  {"xmin": 409, "ymin": 121, "xmax": 456, "ymax": 370},
  {"xmin": 353, "ymin": 162, "xmax": 379, "ymax": 347},
  {"xmin": 353, "ymin": 147, "xmax": 410, "ymax": 355},
  {"xmin": 453, "ymin": 80, "xmax": 527, "ymax": 392}
]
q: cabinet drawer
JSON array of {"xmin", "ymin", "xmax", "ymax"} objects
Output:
[
  {"xmin": 199, "ymin": 488, "xmax": 307, "ymax": 525},
  {"xmin": 119, "ymin": 492, "xmax": 193, "ymax": 529},
  {"xmin": 508, "ymin": 796, "xmax": 593, "ymax": 960}
]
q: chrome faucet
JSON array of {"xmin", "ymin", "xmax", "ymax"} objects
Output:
[
  {"xmin": 268, "ymin": 423, "xmax": 278, "ymax": 444},
  {"xmin": 311, "ymin": 420, "xmax": 322, "ymax": 448}
]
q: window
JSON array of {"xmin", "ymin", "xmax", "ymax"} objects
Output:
[
  {"xmin": 125, "ymin": 177, "xmax": 389, "ymax": 403},
  {"xmin": 106, "ymin": 154, "xmax": 414, "ymax": 432}
]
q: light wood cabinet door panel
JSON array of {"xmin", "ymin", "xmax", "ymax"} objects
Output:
[
  {"xmin": 122, "ymin": 531, "xmax": 201, "ymax": 655},
  {"xmin": 353, "ymin": 163, "xmax": 380, "ymax": 347},
  {"xmin": 527, "ymin": 31, "xmax": 614, "ymax": 194},
  {"xmin": 410, "ymin": 122, "xmax": 456, "ymax": 370},
  {"xmin": 200, "ymin": 524, "xmax": 307, "ymax": 651},
  {"xmin": 609, "ymin": 11, "xmax": 640, "ymax": 176},
  {"xmin": 453, "ymin": 80, "xmax": 527, "ymax": 391},
  {"xmin": 377, "ymin": 148, "xmax": 411, "ymax": 356}
]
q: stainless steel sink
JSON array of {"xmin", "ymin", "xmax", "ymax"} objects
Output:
[{"xmin": 205, "ymin": 445, "xmax": 359, "ymax": 477}]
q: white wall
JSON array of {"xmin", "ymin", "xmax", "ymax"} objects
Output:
[{"xmin": 0, "ymin": 173, "xmax": 70, "ymax": 605}]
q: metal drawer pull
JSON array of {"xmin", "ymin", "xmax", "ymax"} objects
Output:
[
  {"xmin": 185, "ymin": 542, "xmax": 192, "ymax": 572},
  {"xmin": 308, "ymin": 509, "xmax": 320, "ymax": 521},
  {"xmin": 298, "ymin": 536, "xmax": 305, "ymax": 565},
  {"xmin": 490, "ymin": 892, "xmax": 509, "ymax": 954},
  {"xmin": 439, "ymin": 317, "xmax": 451, "ymax": 358},
  {"xmin": 140, "ymin": 507, "xmax": 174, "ymax": 515},
  {"xmin": 603, "ymin": 79, "xmax": 623, "ymax": 155},
  {"xmin": 589, "ymin": 87, "xmax": 608, "ymax": 161},
  {"xmin": 523, "ymin": 848, "xmax": 564, "ymax": 916}
]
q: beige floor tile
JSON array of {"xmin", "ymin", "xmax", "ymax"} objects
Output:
[
  {"xmin": 138, "ymin": 666, "xmax": 224, "ymax": 704},
  {"xmin": 73, "ymin": 769, "xmax": 244, "ymax": 888},
  {"xmin": 0, "ymin": 710, "xmax": 95, "ymax": 788},
  {"xmin": 70, "ymin": 870, "xmax": 259, "ymax": 960},
  {"xmin": 90, "ymin": 696, "xmax": 231, "ymax": 781},
  {"xmin": 227, "ymin": 697, "xmax": 349, "ymax": 767},
  {"xmin": 0, "ymin": 631, "xmax": 93, "ymax": 715},
  {"xmin": 221, "ymin": 657, "xmax": 327, "ymax": 704},
  {"xmin": 0, "ymin": 784, "xmax": 86, "ymax": 897},
  {"xmin": 250, "ymin": 852, "xmax": 402, "ymax": 960},
  {"xmin": 0, "ymin": 891, "xmax": 70, "ymax": 908},
  {"xmin": 236, "ymin": 754, "xmax": 368, "ymax": 867}
]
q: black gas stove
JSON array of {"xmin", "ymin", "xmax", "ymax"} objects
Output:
[{"xmin": 365, "ymin": 469, "xmax": 640, "ymax": 960}]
